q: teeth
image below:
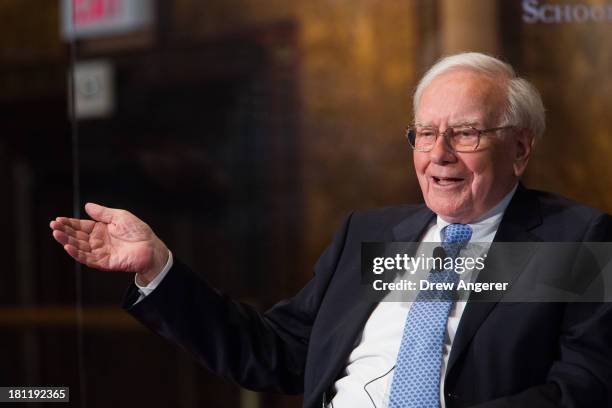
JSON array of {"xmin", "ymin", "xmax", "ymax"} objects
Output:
[{"xmin": 434, "ymin": 177, "xmax": 462, "ymax": 186}]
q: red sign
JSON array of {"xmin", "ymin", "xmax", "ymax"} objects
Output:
[
  {"xmin": 73, "ymin": 0, "xmax": 121, "ymax": 27},
  {"xmin": 61, "ymin": 0, "xmax": 153, "ymax": 40}
]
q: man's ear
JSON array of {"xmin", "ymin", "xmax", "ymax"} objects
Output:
[{"xmin": 513, "ymin": 128, "xmax": 535, "ymax": 177}]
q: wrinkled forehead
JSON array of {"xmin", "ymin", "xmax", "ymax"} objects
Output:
[{"xmin": 415, "ymin": 69, "xmax": 507, "ymax": 127}]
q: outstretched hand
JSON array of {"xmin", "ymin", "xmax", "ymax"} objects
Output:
[{"xmin": 50, "ymin": 203, "xmax": 169, "ymax": 285}]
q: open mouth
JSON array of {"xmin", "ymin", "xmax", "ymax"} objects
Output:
[{"xmin": 432, "ymin": 176, "xmax": 464, "ymax": 186}]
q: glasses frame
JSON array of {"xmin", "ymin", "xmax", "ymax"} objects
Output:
[{"xmin": 406, "ymin": 124, "xmax": 516, "ymax": 153}]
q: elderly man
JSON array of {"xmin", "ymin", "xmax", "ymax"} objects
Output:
[{"xmin": 50, "ymin": 53, "xmax": 611, "ymax": 407}]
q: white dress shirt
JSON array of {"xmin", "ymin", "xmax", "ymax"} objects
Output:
[
  {"xmin": 135, "ymin": 185, "xmax": 517, "ymax": 407},
  {"xmin": 134, "ymin": 251, "xmax": 174, "ymax": 303},
  {"xmin": 330, "ymin": 185, "xmax": 517, "ymax": 408}
]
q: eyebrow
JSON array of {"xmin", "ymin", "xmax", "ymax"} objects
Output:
[{"xmin": 414, "ymin": 121, "xmax": 480, "ymax": 128}]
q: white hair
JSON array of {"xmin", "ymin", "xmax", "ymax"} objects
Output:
[{"xmin": 413, "ymin": 52, "xmax": 546, "ymax": 139}]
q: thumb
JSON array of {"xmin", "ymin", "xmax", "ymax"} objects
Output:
[{"xmin": 85, "ymin": 202, "xmax": 116, "ymax": 224}]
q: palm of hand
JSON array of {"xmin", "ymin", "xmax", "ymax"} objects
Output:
[{"xmin": 89, "ymin": 215, "xmax": 156, "ymax": 273}]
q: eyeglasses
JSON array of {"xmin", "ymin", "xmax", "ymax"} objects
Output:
[{"xmin": 406, "ymin": 124, "xmax": 515, "ymax": 152}]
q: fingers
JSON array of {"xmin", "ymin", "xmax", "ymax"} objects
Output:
[
  {"xmin": 50, "ymin": 219, "xmax": 93, "ymax": 239},
  {"xmin": 50, "ymin": 213, "xmax": 111, "ymax": 271},
  {"xmin": 61, "ymin": 217, "xmax": 96, "ymax": 233},
  {"xmin": 85, "ymin": 202, "xmax": 117, "ymax": 224},
  {"xmin": 52, "ymin": 230, "xmax": 92, "ymax": 252},
  {"xmin": 63, "ymin": 244, "xmax": 106, "ymax": 270}
]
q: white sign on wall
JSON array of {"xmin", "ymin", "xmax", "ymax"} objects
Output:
[
  {"xmin": 61, "ymin": 0, "xmax": 154, "ymax": 40},
  {"xmin": 70, "ymin": 60, "xmax": 115, "ymax": 119}
]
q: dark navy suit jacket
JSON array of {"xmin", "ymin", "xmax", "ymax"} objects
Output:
[{"xmin": 123, "ymin": 185, "xmax": 612, "ymax": 407}]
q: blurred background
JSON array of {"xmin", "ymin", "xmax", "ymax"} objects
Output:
[{"xmin": 1, "ymin": 0, "xmax": 611, "ymax": 407}]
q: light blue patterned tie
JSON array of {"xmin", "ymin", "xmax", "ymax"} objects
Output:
[{"xmin": 388, "ymin": 223, "xmax": 473, "ymax": 408}]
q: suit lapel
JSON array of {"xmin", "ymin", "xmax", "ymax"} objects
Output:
[
  {"xmin": 446, "ymin": 185, "xmax": 543, "ymax": 379},
  {"xmin": 391, "ymin": 206, "xmax": 436, "ymax": 242}
]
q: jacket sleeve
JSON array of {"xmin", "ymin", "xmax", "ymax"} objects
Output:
[{"xmin": 122, "ymin": 212, "xmax": 354, "ymax": 394}]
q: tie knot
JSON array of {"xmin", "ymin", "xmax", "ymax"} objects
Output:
[{"xmin": 441, "ymin": 223, "xmax": 472, "ymax": 256}]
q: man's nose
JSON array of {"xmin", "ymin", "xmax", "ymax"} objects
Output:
[{"xmin": 429, "ymin": 129, "xmax": 456, "ymax": 163}]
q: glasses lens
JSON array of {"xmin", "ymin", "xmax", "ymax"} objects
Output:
[
  {"xmin": 450, "ymin": 127, "xmax": 479, "ymax": 151},
  {"xmin": 412, "ymin": 127, "xmax": 436, "ymax": 151}
]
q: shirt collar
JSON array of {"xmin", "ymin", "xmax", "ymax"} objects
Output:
[{"xmin": 436, "ymin": 183, "xmax": 518, "ymax": 242}]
